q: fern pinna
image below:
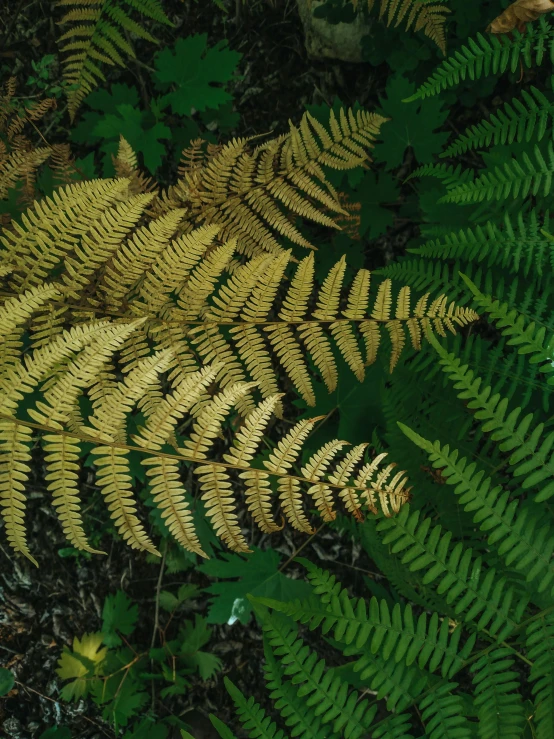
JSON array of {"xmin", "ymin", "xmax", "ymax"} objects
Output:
[
  {"xmin": 348, "ymin": 0, "xmax": 450, "ymax": 53},
  {"xmin": 0, "ymin": 107, "xmax": 477, "ymax": 564}
]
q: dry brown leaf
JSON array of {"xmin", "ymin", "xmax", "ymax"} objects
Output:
[{"xmin": 487, "ymin": 0, "xmax": 554, "ymax": 33}]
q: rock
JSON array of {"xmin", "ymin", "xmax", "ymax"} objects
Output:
[{"xmin": 296, "ymin": 0, "xmax": 372, "ymax": 62}]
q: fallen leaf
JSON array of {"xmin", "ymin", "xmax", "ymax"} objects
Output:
[{"xmin": 488, "ymin": 0, "xmax": 554, "ymax": 33}]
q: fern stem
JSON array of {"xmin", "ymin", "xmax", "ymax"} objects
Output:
[{"xmin": 0, "ymin": 413, "xmax": 383, "ymax": 499}]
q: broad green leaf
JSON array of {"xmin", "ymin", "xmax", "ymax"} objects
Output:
[
  {"xmin": 374, "ymin": 74, "xmax": 449, "ymax": 169},
  {"xmin": 56, "ymin": 633, "xmax": 106, "ymax": 701},
  {"xmin": 153, "ymin": 35, "xmax": 242, "ymax": 115},
  {"xmin": 199, "ymin": 547, "xmax": 312, "ymax": 625},
  {"xmin": 0, "ymin": 667, "xmax": 14, "ymax": 696},
  {"xmin": 102, "ymin": 591, "xmax": 139, "ymax": 647}
]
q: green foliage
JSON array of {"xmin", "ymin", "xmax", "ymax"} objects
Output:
[
  {"xmin": 0, "ymin": 667, "xmax": 15, "ymax": 696},
  {"xmin": 198, "ymin": 547, "xmax": 312, "ymax": 625},
  {"xmin": 101, "ymin": 590, "xmax": 139, "ymax": 647},
  {"xmin": 56, "ymin": 588, "xmax": 221, "ymax": 732},
  {"xmin": 69, "ymin": 33, "xmax": 241, "ymax": 177},
  {"xmin": 407, "ymin": 18, "xmax": 554, "ymax": 101},
  {"xmin": 374, "ymin": 74, "xmax": 449, "ymax": 169},
  {"xmin": 153, "ymin": 35, "xmax": 242, "ymax": 115}
]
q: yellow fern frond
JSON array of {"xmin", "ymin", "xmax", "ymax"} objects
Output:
[
  {"xmin": 44, "ymin": 434, "xmax": 104, "ymax": 554},
  {"xmin": 351, "ymin": 0, "xmax": 449, "ymax": 52},
  {"xmin": 57, "ymin": 0, "xmax": 173, "ymax": 120},
  {"xmin": 3, "ymin": 178, "xmax": 129, "ymax": 293},
  {"xmin": 165, "ymin": 108, "xmax": 387, "ymax": 257},
  {"xmin": 0, "ymin": 148, "xmax": 52, "ymax": 200},
  {"xmin": 100, "ymin": 207, "xmax": 187, "ymax": 309},
  {"xmin": 0, "ymin": 419, "xmax": 36, "ymax": 564}
]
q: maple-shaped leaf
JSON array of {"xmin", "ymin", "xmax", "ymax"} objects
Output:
[
  {"xmin": 56, "ymin": 633, "xmax": 106, "ymax": 701},
  {"xmin": 153, "ymin": 35, "xmax": 242, "ymax": 115},
  {"xmin": 101, "ymin": 591, "xmax": 139, "ymax": 648},
  {"xmin": 93, "ymin": 105, "xmax": 170, "ymax": 174},
  {"xmin": 355, "ymin": 170, "xmax": 400, "ymax": 239},
  {"xmin": 96, "ymin": 678, "xmax": 148, "ymax": 728},
  {"xmin": 198, "ymin": 548, "xmax": 312, "ymax": 625},
  {"xmin": 185, "ymin": 650, "xmax": 222, "ymax": 681},
  {"xmin": 373, "ymin": 74, "xmax": 450, "ymax": 170}
]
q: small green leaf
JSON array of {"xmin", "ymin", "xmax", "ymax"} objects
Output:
[
  {"xmin": 0, "ymin": 667, "xmax": 15, "ymax": 696},
  {"xmin": 374, "ymin": 74, "xmax": 449, "ymax": 169},
  {"xmin": 209, "ymin": 715, "xmax": 238, "ymax": 739},
  {"xmin": 56, "ymin": 633, "xmax": 106, "ymax": 701},
  {"xmin": 102, "ymin": 591, "xmax": 138, "ymax": 647}
]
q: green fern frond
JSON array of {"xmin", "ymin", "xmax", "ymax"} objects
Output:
[
  {"xmin": 370, "ymin": 713, "xmax": 415, "ymax": 739},
  {"xmin": 470, "ymin": 647, "xmax": 526, "ymax": 739},
  {"xmin": 351, "ymin": 652, "xmax": 427, "ymax": 712},
  {"xmin": 399, "ymin": 421, "xmax": 554, "ymax": 599},
  {"xmin": 441, "ymin": 141, "xmax": 554, "ymax": 204},
  {"xmin": 525, "ymin": 610, "xmax": 554, "ymax": 739},
  {"xmin": 377, "ymin": 501, "xmax": 527, "ymax": 640},
  {"xmin": 407, "ymin": 162, "xmax": 474, "ymax": 188},
  {"xmin": 224, "ymin": 677, "xmax": 286, "ymax": 739},
  {"xmin": 443, "ymin": 84, "xmax": 554, "ymax": 157},
  {"xmin": 411, "ymin": 210, "xmax": 554, "ymax": 279},
  {"xmin": 407, "ymin": 17, "xmax": 554, "ymax": 101},
  {"xmin": 418, "ymin": 682, "xmax": 473, "ymax": 739},
  {"xmin": 259, "ymin": 559, "xmax": 476, "ymax": 678},
  {"xmin": 461, "ymin": 274, "xmax": 554, "ymax": 387},
  {"xmin": 263, "ymin": 643, "xmax": 338, "ymax": 739},
  {"xmin": 259, "ymin": 610, "xmax": 377, "ymax": 739},
  {"xmin": 426, "ymin": 331, "xmax": 554, "ymax": 506}
]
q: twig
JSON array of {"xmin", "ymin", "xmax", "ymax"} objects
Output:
[
  {"xmin": 150, "ymin": 548, "xmax": 166, "ymax": 711},
  {"xmin": 278, "ymin": 525, "xmax": 325, "ymax": 573}
]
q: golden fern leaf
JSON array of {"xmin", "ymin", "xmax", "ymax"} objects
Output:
[
  {"xmin": 62, "ymin": 192, "xmax": 155, "ymax": 299},
  {"xmin": 28, "ymin": 320, "xmax": 144, "ymax": 428},
  {"xmin": 0, "ymin": 148, "xmax": 52, "ymax": 200},
  {"xmin": 354, "ymin": 0, "xmax": 449, "ymax": 52},
  {"xmin": 0, "ymin": 336, "xmax": 412, "ymax": 561},
  {"xmin": 3, "ymin": 178, "xmax": 130, "ymax": 293},
  {"xmin": 329, "ymin": 443, "xmax": 368, "ymax": 520},
  {"xmin": 50, "ymin": 144, "xmax": 80, "ymax": 188},
  {"xmin": 93, "ymin": 444, "xmax": 160, "ymax": 555},
  {"xmin": 44, "ymin": 433, "xmax": 105, "ymax": 554},
  {"xmin": 113, "ymin": 136, "xmax": 155, "ymax": 195},
  {"xmin": 176, "ymin": 253, "xmax": 479, "ymax": 407},
  {"xmin": 302, "ymin": 439, "xmax": 349, "ymax": 522},
  {"xmin": 134, "ymin": 224, "xmax": 222, "ymax": 314},
  {"xmin": 164, "ymin": 108, "xmax": 387, "ymax": 257},
  {"xmin": 265, "ymin": 418, "xmax": 321, "ymax": 534},
  {"xmin": 0, "ymin": 419, "xmax": 36, "ymax": 564},
  {"xmin": 133, "ymin": 364, "xmax": 221, "ymax": 557},
  {"xmin": 100, "ymin": 207, "xmax": 187, "ymax": 309},
  {"xmin": 57, "ymin": 0, "xmax": 173, "ymax": 120}
]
